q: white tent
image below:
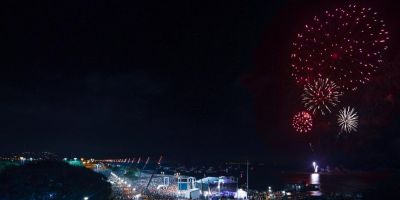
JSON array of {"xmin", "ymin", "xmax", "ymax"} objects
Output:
[
  {"xmin": 234, "ymin": 189, "xmax": 248, "ymax": 199},
  {"xmin": 196, "ymin": 176, "xmax": 236, "ymax": 184}
]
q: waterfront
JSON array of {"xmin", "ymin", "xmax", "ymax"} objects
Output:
[{"xmin": 249, "ymin": 168, "xmax": 399, "ymax": 198}]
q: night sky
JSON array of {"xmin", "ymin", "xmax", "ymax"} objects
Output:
[{"xmin": 1, "ymin": 0, "xmax": 400, "ymax": 167}]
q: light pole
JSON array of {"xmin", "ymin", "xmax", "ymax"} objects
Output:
[{"xmin": 246, "ymin": 160, "xmax": 249, "ymax": 192}]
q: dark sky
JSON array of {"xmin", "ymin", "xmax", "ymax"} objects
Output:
[{"xmin": 1, "ymin": 0, "xmax": 400, "ymax": 167}]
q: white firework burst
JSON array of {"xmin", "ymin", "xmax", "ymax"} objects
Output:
[
  {"xmin": 302, "ymin": 78, "xmax": 342, "ymax": 115},
  {"xmin": 337, "ymin": 106, "xmax": 359, "ymax": 133}
]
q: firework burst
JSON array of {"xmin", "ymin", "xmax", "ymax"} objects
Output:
[
  {"xmin": 291, "ymin": 4, "xmax": 389, "ymax": 90},
  {"xmin": 292, "ymin": 111, "xmax": 313, "ymax": 133},
  {"xmin": 337, "ymin": 106, "xmax": 359, "ymax": 133},
  {"xmin": 302, "ymin": 78, "xmax": 342, "ymax": 115}
]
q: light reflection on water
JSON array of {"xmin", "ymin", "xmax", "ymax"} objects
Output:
[
  {"xmin": 310, "ymin": 173, "xmax": 320, "ymax": 185},
  {"xmin": 310, "ymin": 173, "xmax": 322, "ymax": 196},
  {"xmin": 309, "ymin": 191, "xmax": 322, "ymax": 196}
]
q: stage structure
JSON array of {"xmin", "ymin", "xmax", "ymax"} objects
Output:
[
  {"xmin": 178, "ymin": 177, "xmax": 196, "ymax": 190},
  {"xmin": 177, "ymin": 177, "xmax": 200, "ymax": 199},
  {"xmin": 196, "ymin": 176, "xmax": 240, "ymax": 198}
]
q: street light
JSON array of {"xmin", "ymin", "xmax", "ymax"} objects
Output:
[{"xmin": 83, "ymin": 197, "xmax": 89, "ymax": 200}]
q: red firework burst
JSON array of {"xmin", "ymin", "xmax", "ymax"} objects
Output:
[
  {"xmin": 291, "ymin": 4, "xmax": 389, "ymax": 91},
  {"xmin": 292, "ymin": 111, "xmax": 313, "ymax": 133}
]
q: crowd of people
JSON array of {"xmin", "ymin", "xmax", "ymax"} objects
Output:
[
  {"xmin": 109, "ymin": 172, "xmax": 186, "ymax": 200},
  {"xmin": 135, "ymin": 173, "xmax": 182, "ymax": 199},
  {"xmin": 108, "ymin": 173, "xmax": 137, "ymax": 199}
]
